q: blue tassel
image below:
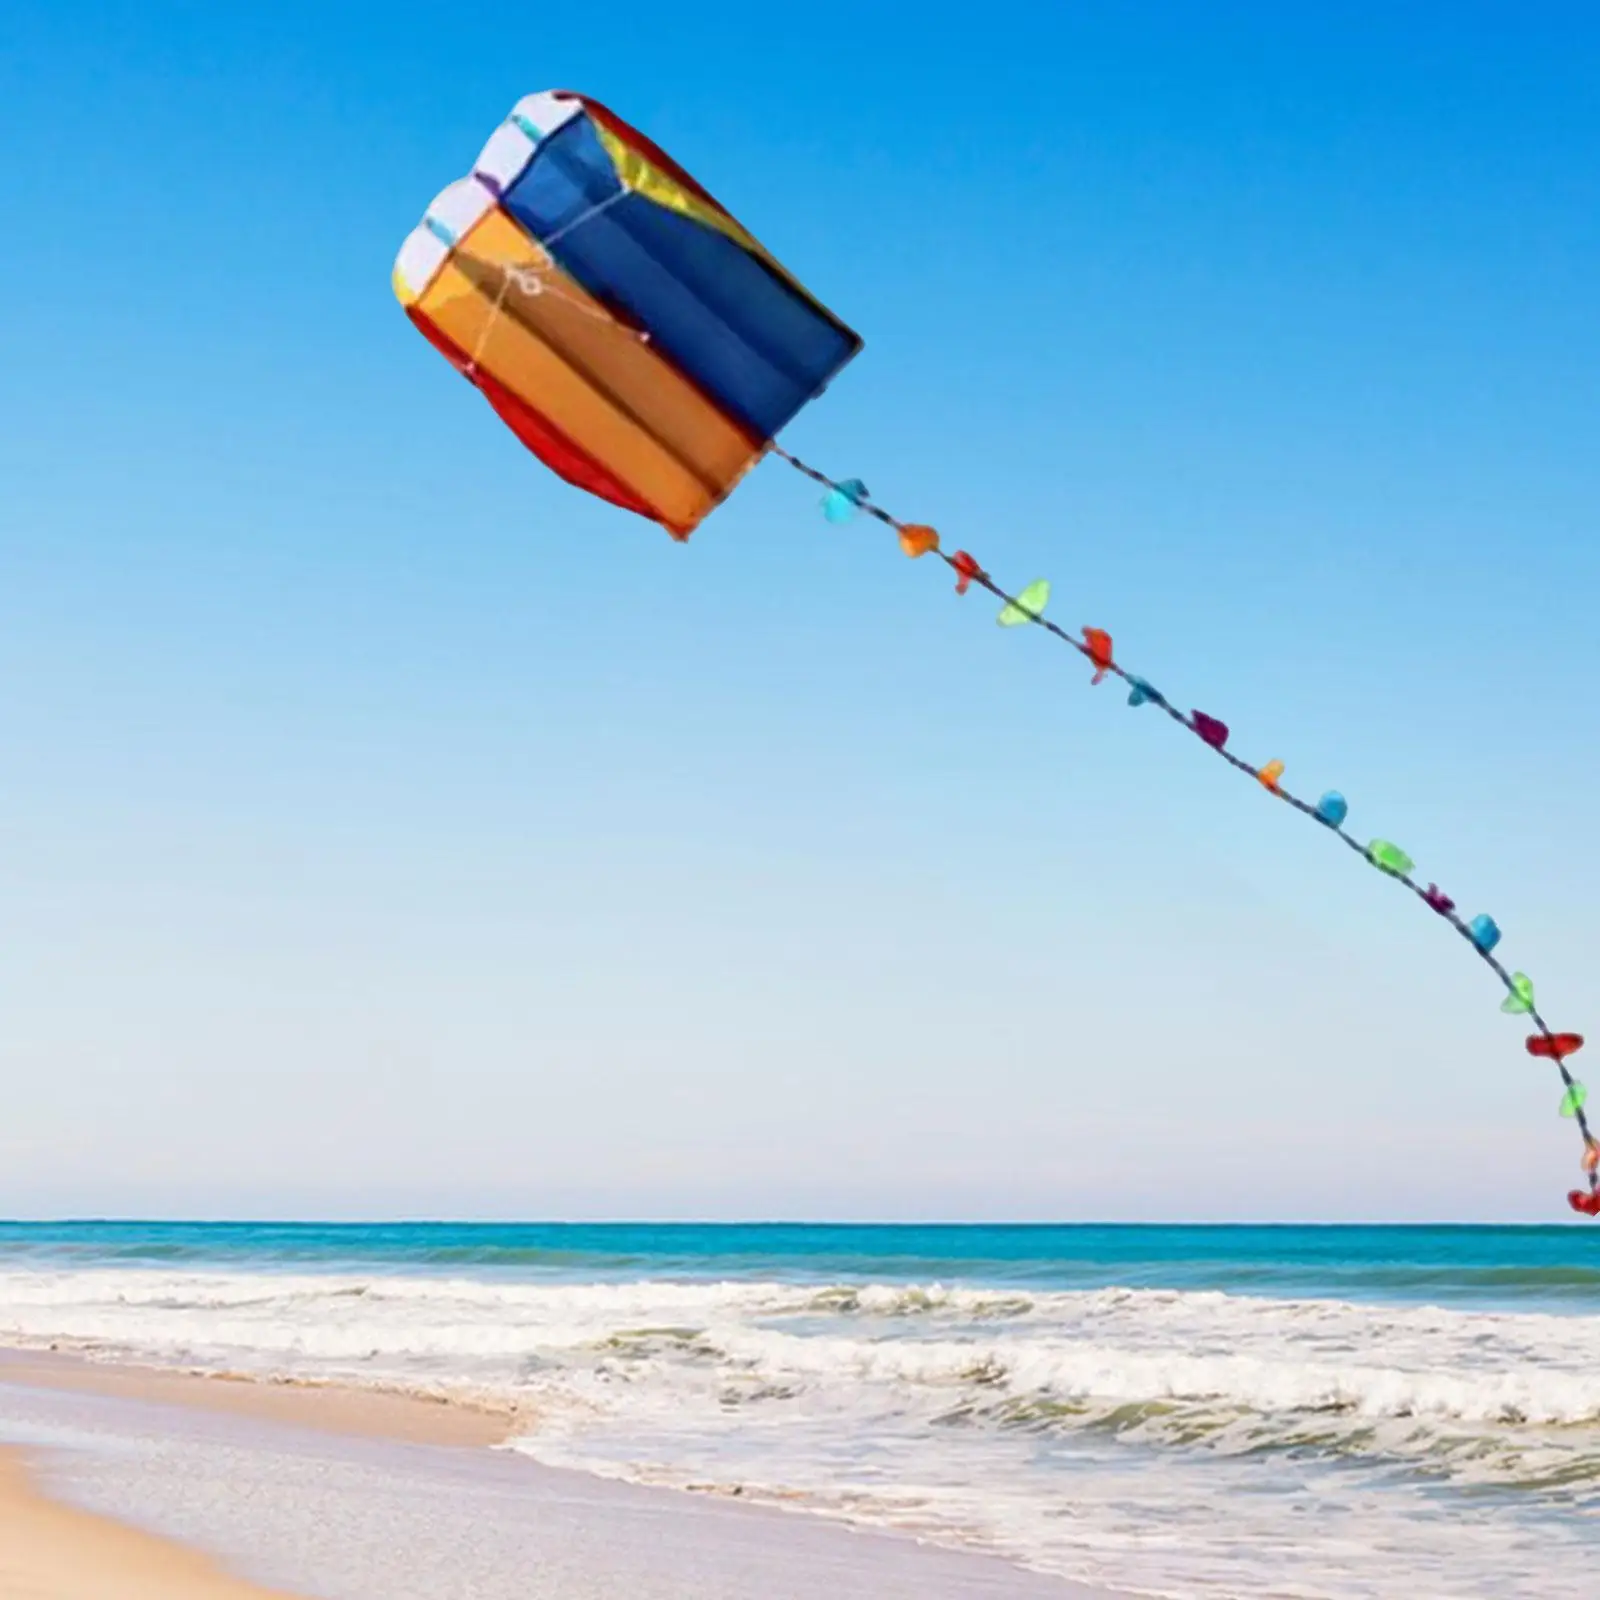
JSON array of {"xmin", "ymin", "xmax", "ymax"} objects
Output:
[
  {"xmin": 821, "ymin": 479, "xmax": 869, "ymax": 523},
  {"xmin": 1315, "ymin": 791, "xmax": 1348, "ymax": 828},
  {"xmin": 1468, "ymin": 914, "xmax": 1502, "ymax": 954}
]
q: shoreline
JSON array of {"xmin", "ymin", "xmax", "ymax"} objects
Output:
[
  {"xmin": 0, "ymin": 1346, "xmax": 516, "ymax": 1448},
  {"xmin": 0, "ymin": 1346, "xmax": 1117, "ymax": 1599}
]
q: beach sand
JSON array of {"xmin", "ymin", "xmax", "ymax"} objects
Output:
[
  {"xmin": 0, "ymin": 1350, "xmax": 1118, "ymax": 1600},
  {"xmin": 0, "ymin": 1352, "xmax": 514, "ymax": 1447},
  {"xmin": 0, "ymin": 1353, "xmax": 492, "ymax": 1600},
  {"xmin": 0, "ymin": 1447, "xmax": 293, "ymax": 1599}
]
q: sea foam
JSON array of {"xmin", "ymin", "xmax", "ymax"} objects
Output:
[{"xmin": 2, "ymin": 1255, "xmax": 1597, "ymax": 1597}]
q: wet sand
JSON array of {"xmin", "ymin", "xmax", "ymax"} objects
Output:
[
  {"xmin": 0, "ymin": 1350, "xmax": 513, "ymax": 1447},
  {"xmin": 0, "ymin": 1446, "xmax": 293, "ymax": 1599},
  {"xmin": 0, "ymin": 1350, "xmax": 1119, "ymax": 1600}
]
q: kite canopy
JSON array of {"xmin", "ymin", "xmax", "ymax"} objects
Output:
[{"xmin": 394, "ymin": 91, "xmax": 862, "ymax": 537}]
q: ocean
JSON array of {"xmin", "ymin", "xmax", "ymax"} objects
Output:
[{"xmin": 1, "ymin": 1220, "xmax": 1596, "ymax": 1599}]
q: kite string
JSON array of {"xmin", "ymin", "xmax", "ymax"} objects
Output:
[{"xmin": 770, "ymin": 444, "xmax": 1596, "ymax": 1188}]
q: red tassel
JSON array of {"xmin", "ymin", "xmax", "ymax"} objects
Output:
[
  {"xmin": 951, "ymin": 551, "xmax": 983, "ymax": 595},
  {"xmin": 1529, "ymin": 1033, "xmax": 1585, "ymax": 1061},
  {"xmin": 1082, "ymin": 628, "xmax": 1114, "ymax": 684}
]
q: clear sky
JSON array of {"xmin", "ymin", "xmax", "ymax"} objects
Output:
[{"xmin": 1, "ymin": 2, "xmax": 1596, "ymax": 1222}]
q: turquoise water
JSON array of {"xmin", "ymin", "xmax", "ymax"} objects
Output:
[
  {"xmin": 2, "ymin": 1219, "xmax": 1597, "ymax": 1303},
  {"xmin": 2, "ymin": 1221, "xmax": 1597, "ymax": 1597}
]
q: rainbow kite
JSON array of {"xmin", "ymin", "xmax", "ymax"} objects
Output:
[{"xmin": 395, "ymin": 90, "xmax": 1594, "ymax": 1215}]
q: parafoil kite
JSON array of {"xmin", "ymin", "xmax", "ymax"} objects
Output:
[{"xmin": 395, "ymin": 90, "xmax": 1594, "ymax": 1215}]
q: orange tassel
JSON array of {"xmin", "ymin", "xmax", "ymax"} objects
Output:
[{"xmin": 898, "ymin": 524, "xmax": 940, "ymax": 559}]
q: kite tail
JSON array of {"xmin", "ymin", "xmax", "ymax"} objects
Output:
[{"xmin": 772, "ymin": 445, "xmax": 1597, "ymax": 1210}]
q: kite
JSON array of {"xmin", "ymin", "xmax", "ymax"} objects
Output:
[
  {"xmin": 391, "ymin": 91, "xmax": 860, "ymax": 535},
  {"xmin": 395, "ymin": 90, "xmax": 1594, "ymax": 1214}
]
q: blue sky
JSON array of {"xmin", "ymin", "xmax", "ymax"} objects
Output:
[{"xmin": 1, "ymin": 2, "xmax": 1596, "ymax": 1220}]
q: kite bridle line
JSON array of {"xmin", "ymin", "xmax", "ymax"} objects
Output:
[
  {"xmin": 463, "ymin": 268, "xmax": 514, "ymax": 381},
  {"xmin": 771, "ymin": 444, "xmax": 1597, "ymax": 1197},
  {"xmin": 464, "ymin": 249, "xmax": 654, "ymax": 370},
  {"xmin": 458, "ymin": 179, "xmax": 657, "ymax": 376}
]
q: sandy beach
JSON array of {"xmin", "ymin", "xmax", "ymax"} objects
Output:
[
  {"xmin": 0, "ymin": 1354, "xmax": 493, "ymax": 1600},
  {"xmin": 0, "ymin": 1446, "xmax": 294, "ymax": 1600},
  {"xmin": 0, "ymin": 1350, "xmax": 1116, "ymax": 1600},
  {"xmin": 0, "ymin": 1352, "xmax": 514, "ymax": 1448}
]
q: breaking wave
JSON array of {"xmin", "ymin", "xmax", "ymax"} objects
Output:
[{"xmin": 3, "ymin": 1242, "xmax": 1598, "ymax": 1596}]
